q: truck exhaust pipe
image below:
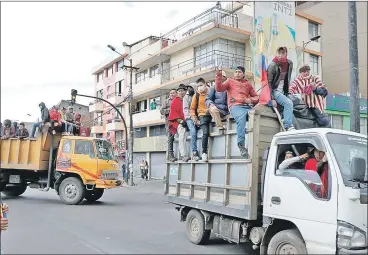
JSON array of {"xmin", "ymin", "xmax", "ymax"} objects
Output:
[{"xmin": 39, "ymin": 133, "xmax": 54, "ymax": 192}]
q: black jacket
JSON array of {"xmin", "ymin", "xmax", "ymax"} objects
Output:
[
  {"xmin": 267, "ymin": 59, "xmax": 293, "ymax": 95},
  {"xmin": 39, "ymin": 102, "xmax": 51, "ymax": 124}
]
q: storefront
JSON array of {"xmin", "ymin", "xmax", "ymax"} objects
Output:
[{"xmin": 325, "ymin": 94, "xmax": 367, "ymax": 134}]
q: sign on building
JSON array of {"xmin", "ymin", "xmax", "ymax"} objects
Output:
[{"xmin": 326, "ymin": 94, "xmax": 368, "ymax": 114}]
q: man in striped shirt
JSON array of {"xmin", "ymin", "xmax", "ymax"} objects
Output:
[{"xmin": 289, "ymin": 64, "xmax": 330, "ymax": 127}]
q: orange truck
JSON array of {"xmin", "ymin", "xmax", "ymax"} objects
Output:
[{"xmin": 0, "ymin": 124, "xmax": 122, "ymax": 205}]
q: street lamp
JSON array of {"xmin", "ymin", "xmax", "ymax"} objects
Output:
[
  {"xmin": 107, "ymin": 44, "xmax": 138, "ymax": 186},
  {"xmin": 302, "ymin": 35, "xmax": 321, "ymax": 62}
]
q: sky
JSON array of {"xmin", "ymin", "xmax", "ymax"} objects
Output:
[{"xmin": 1, "ymin": 1, "xmax": 214, "ymax": 123}]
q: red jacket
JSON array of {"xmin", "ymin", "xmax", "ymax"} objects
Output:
[
  {"xmin": 215, "ymin": 72, "xmax": 259, "ymax": 109},
  {"xmin": 49, "ymin": 109, "xmax": 61, "ymax": 125},
  {"xmin": 305, "ymin": 158, "xmax": 328, "ymax": 198},
  {"xmin": 74, "ymin": 113, "xmax": 81, "ymax": 126},
  {"xmin": 168, "ymin": 96, "xmax": 184, "ymax": 135}
]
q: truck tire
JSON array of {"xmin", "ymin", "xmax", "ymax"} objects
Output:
[
  {"xmin": 2, "ymin": 184, "xmax": 27, "ymax": 197},
  {"xmin": 186, "ymin": 209, "xmax": 211, "ymax": 245},
  {"xmin": 85, "ymin": 189, "xmax": 104, "ymax": 202},
  {"xmin": 58, "ymin": 177, "xmax": 85, "ymax": 205},
  {"xmin": 267, "ymin": 229, "xmax": 307, "ymax": 255}
]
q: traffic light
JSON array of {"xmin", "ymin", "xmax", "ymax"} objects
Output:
[{"xmin": 71, "ymin": 89, "xmax": 77, "ymax": 105}]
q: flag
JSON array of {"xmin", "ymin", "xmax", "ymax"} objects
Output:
[{"xmin": 258, "ymin": 54, "xmax": 272, "ymax": 106}]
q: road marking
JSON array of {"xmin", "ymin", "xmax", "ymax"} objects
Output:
[{"xmin": 78, "ymin": 240, "xmax": 105, "ymax": 254}]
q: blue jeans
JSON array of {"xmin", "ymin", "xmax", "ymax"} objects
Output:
[
  {"xmin": 185, "ymin": 119, "xmax": 197, "ymax": 153},
  {"xmin": 272, "ymin": 90, "xmax": 293, "ymax": 129},
  {"xmin": 30, "ymin": 122, "xmax": 43, "ymax": 138},
  {"xmin": 230, "ymin": 105, "xmax": 251, "ymax": 146}
]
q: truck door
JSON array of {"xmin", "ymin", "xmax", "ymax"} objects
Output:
[
  {"xmin": 70, "ymin": 139, "xmax": 98, "ymax": 182},
  {"xmin": 263, "ymin": 134, "xmax": 338, "ymax": 254}
]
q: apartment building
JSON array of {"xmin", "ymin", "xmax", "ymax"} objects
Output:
[
  {"xmin": 296, "ymin": 1, "xmax": 367, "ymax": 133},
  {"xmin": 106, "ymin": 2, "xmax": 323, "ymax": 179}
]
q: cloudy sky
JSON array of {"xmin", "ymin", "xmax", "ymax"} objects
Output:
[{"xmin": 1, "ymin": 1, "xmax": 214, "ymax": 122}]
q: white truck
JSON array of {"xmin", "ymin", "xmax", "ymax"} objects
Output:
[{"xmin": 164, "ymin": 105, "xmax": 367, "ymax": 254}]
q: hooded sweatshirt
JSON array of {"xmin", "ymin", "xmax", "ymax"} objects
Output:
[
  {"xmin": 190, "ymin": 86, "xmax": 210, "ymax": 118},
  {"xmin": 39, "ymin": 102, "xmax": 51, "ymax": 124}
]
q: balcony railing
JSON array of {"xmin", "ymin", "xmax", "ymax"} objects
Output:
[
  {"xmin": 161, "ymin": 7, "xmax": 238, "ymax": 44},
  {"xmin": 161, "ymin": 50, "xmax": 252, "ymax": 83}
]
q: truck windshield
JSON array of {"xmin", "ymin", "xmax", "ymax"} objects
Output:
[
  {"xmin": 326, "ymin": 133, "xmax": 367, "ymax": 186},
  {"xmin": 95, "ymin": 140, "xmax": 114, "ymax": 161}
]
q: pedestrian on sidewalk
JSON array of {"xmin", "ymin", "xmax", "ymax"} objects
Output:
[
  {"xmin": 143, "ymin": 160, "xmax": 149, "ymax": 181},
  {"xmin": 122, "ymin": 163, "xmax": 127, "ymax": 183},
  {"xmin": 140, "ymin": 160, "xmax": 145, "ymax": 179}
]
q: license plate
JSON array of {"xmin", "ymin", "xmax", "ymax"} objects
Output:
[{"xmin": 9, "ymin": 175, "xmax": 20, "ymax": 184}]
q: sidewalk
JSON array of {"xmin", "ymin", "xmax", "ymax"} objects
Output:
[{"xmin": 121, "ymin": 178, "xmax": 165, "ymax": 195}]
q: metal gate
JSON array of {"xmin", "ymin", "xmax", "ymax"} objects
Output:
[
  {"xmin": 150, "ymin": 152, "xmax": 166, "ymax": 179},
  {"xmin": 133, "ymin": 153, "xmax": 146, "ymax": 177}
]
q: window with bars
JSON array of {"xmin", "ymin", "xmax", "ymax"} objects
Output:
[{"xmin": 309, "ymin": 54, "xmax": 319, "ymax": 75}]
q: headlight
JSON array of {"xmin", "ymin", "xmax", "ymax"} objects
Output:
[{"xmin": 337, "ymin": 221, "xmax": 367, "ymax": 249}]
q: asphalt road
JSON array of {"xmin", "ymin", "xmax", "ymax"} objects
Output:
[{"xmin": 1, "ymin": 179, "xmax": 256, "ymax": 254}]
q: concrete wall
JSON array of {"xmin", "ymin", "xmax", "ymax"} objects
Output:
[
  {"xmin": 298, "ymin": 1, "xmax": 367, "ymax": 97},
  {"xmin": 133, "ymin": 135, "xmax": 167, "ymax": 152}
]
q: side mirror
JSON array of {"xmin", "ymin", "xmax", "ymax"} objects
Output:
[{"xmin": 350, "ymin": 157, "xmax": 366, "ymax": 182}]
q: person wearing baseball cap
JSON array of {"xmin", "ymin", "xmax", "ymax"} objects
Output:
[
  {"xmin": 289, "ymin": 64, "xmax": 330, "ymax": 127},
  {"xmin": 215, "ymin": 66, "xmax": 259, "ymax": 159},
  {"xmin": 267, "ymin": 46, "xmax": 295, "ymax": 131}
]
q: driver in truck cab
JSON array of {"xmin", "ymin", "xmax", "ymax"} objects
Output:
[{"xmin": 215, "ymin": 66, "xmax": 259, "ymax": 159}]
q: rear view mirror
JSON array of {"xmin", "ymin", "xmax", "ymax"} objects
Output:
[{"xmin": 350, "ymin": 157, "xmax": 366, "ymax": 182}]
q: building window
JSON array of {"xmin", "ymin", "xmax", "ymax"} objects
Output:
[
  {"xmin": 150, "ymin": 65, "xmax": 159, "ymax": 78},
  {"xmin": 96, "ymin": 89, "xmax": 103, "ymax": 99},
  {"xmin": 117, "ymin": 60, "xmax": 124, "ymax": 71},
  {"xmin": 309, "ymin": 54, "xmax": 319, "ymax": 75},
  {"xmin": 115, "ymin": 81, "xmax": 122, "ymax": 95},
  {"xmin": 116, "ymin": 106, "xmax": 123, "ymax": 119},
  {"xmin": 134, "ymin": 127, "xmax": 147, "ymax": 138},
  {"xmin": 97, "ymin": 72, "xmax": 104, "ymax": 82},
  {"xmin": 149, "ymin": 125, "xmax": 166, "ymax": 137},
  {"xmin": 135, "ymin": 69, "xmax": 148, "ymax": 84},
  {"xmin": 308, "ymin": 21, "xmax": 319, "ymax": 40},
  {"xmin": 107, "ymin": 66, "xmax": 113, "ymax": 77},
  {"xmin": 330, "ymin": 115, "xmax": 343, "ymax": 130},
  {"xmin": 135, "ymin": 100, "xmax": 147, "ymax": 113},
  {"xmin": 149, "ymin": 96, "xmax": 160, "ymax": 110},
  {"xmin": 360, "ymin": 118, "xmax": 367, "ymax": 135}
]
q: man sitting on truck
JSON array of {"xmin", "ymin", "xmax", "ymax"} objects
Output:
[
  {"xmin": 168, "ymin": 84, "xmax": 190, "ymax": 162},
  {"xmin": 190, "ymin": 78, "xmax": 212, "ymax": 162},
  {"xmin": 49, "ymin": 105, "xmax": 62, "ymax": 135},
  {"xmin": 16, "ymin": 122, "xmax": 29, "ymax": 138},
  {"xmin": 206, "ymin": 70, "xmax": 228, "ymax": 132},
  {"xmin": 30, "ymin": 102, "xmax": 51, "ymax": 138},
  {"xmin": 160, "ymin": 89, "xmax": 177, "ymax": 162},
  {"xmin": 215, "ymin": 66, "xmax": 259, "ymax": 159},
  {"xmin": 289, "ymin": 64, "xmax": 330, "ymax": 127},
  {"xmin": 1, "ymin": 119, "xmax": 16, "ymax": 139}
]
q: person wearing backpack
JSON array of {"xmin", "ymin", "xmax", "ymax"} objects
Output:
[
  {"xmin": 190, "ymin": 78, "xmax": 211, "ymax": 162},
  {"xmin": 183, "ymin": 84, "xmax": 201, "ymax": 161}
]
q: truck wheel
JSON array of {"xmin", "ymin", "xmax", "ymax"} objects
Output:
[
  {"xmin": 267, "ymin": 229, "xmax": 307, "ymax": 255},
  {"xmin": 59, "ymin": 177, "xmax": 85, "ymax": 205},
  {"xmin": 186, "ymin": 210, "xmax": 211, "ymax": 245},
  {"xmin": 2, "ymin": 184, "xmax": 27, "ymax": 197},
  {"xmin": 85, "ymin": 189, "xmax": 104, "ymax": 202}
]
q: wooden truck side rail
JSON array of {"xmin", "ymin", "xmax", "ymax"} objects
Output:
[
  {"xmin": 0, "ymin": 125, "xmax": 61, "ymax": 171},
  {"xmin": 165, "ymin": 105, "xmax": 281, "ymax": 221}
]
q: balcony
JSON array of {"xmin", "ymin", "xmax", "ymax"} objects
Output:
[
  {"xmin": 134, "ymin": 50, "xmax": 251, "ymax": 99},
  {"xmin": 106, "ymin": 119, "xmax": 125, "ymax": 131},
  {"xmin": 131, "ymin": 39, "xmax": 170, "ymax": 70},
  {"xmin": 89, "ymin": 100, "xmax": 104, "ymax": 113},
  {"xmin": 132, "ymin": 109, "xmax": 165, "ymax": 127},
  {"xmin": 107, "ymin": 93, "xmax": 124, "ymax": 106},
  {"xmin": 133, "ymin": 75, "xmax": 161, "ymax": 95},
  {"xmin": 91, "ymin": 121, "xmax": 104, "ymax": 134},
  {"xmin": 160, "ymin": 7, "xmax": 250, "ymax": 55}
]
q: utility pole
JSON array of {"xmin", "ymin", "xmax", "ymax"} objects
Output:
[
  {"xmin": 348, "ymin": 1, "xmax": 360, "ymax": 133},
  {"xmin": 123, "ymin": 58, "xmax": 139, "ymax": 186}
]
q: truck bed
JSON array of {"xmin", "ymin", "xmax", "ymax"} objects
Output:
[
  {"xmin": 164, "ymin": 105, "xmax": 281, "ymax": 220},
  {"xmin": 0, "ymin": 126, "xmax": 60, "ymax": 171}
]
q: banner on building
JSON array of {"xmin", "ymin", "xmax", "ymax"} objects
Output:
[{"xmin": 253, "ymin": 2, "xmax": 298, "ymax": 85}]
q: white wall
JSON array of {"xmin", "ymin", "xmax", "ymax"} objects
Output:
[{"xmin": 295, "ymin": 15, "xmax": 321, "ymax": 53}]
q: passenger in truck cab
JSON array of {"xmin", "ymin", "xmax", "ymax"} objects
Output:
[
  {"xmin": 205, "ymin": 70, "xmax": 229, "ymax": 132},
  {"xmin": 16, "ymin": 122, "xmax": 29, "ymax": 138},
  {"xmin": 190, "ymin": 78, "xmax": 211, "ymax": 162},
  {"xmin": 1, "ymin": 119, "xmax": 16, "ymax": 139},
  {"xmin": 305, "ymin": 148, "xmax": 329, "ymax": 198},
  {"xmin": 168, "ymin": 84, "xmax": 189, "ymax": 162},
  {"xmin": 267, "ymin": 46, "xmax": 295, "ymax": 131},
  {"xmin": 49, "ymin": 105, "xmax": 61, "ymax": 135},
  {"xmin": 279, "ymin": 150, "xmax": 309, "ymax": 170},
  {"xmin": 30, "ymin": 102, "xmax": 51, "ymax": 138},
  {"xmin": 183, "ymin": 84, "xmax": 200, "ymax": 161},
  {"xmin": 289, "ymin": 64, "xmax": 330, "ymax": 127},
  {"xmin": 215, "ymin": 66, "xmax": 259, "ymax": 159},
  {"xmin": 161, "ymin": 89, "xmax": 177, "ymax": 162}
]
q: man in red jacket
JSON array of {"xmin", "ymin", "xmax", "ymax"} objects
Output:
[
  {"xmin": 49, "ymin": 105, "xmax": 61, "ymax": 135},
  {"xmin": 216, "ymin": 66, "xmax": 259, "ymax": 158},
  {"xmin": 168, "ymin": 84, "xmax": 190, "ymax": 162}
]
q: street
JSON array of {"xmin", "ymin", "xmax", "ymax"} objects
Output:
[{"xmin": 1, "ymin": 179, "xmax": 254, "ymax": 254}]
